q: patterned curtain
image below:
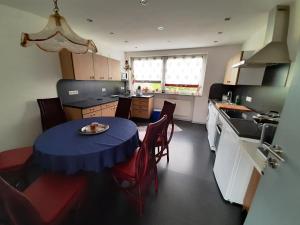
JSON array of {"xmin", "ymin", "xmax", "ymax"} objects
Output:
[{"xmin": 165, "ymin": 56, "xmax": 203, "ymax": 87}]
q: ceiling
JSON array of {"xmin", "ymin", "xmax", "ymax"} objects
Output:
[{"xmin": 0, "ymin": 0, "xmax": 293, "ymax": 52}]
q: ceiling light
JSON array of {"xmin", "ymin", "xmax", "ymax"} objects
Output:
[
  {"xmin": 157, "ymin": 26, "xmax": 164, "ymax": 31},
  {"xmin": 124, "ymin": 40, "xmax": 129, "ymax": 43},
  {"xmin": 139, "ymin": 0, "xmax": 148, "ymax": 6},
  {"xmin": 214, "ymin": 41, "xmax": 219, "ymax": 43},
  {"xmin": 224, "ymin": 17, "xmax": 231, "ymax": 21},
  {"xmin": 86, "ymin": 18, "xmax": 93, "ymax": 23},
  {"xmin": 21, "ymin": 0, "xmax": 97, "ymax": 53},
  {"xmin": 218, "ymin": 31, "xmax": 223, "ymax": 34},
  {"xmin": 167, "ymin": 40, "xmax": 171, "ymax": 43},
  {"xmin": 135, "ymin": 46, "xmax": 138, "ymax": 49},
  {"xmin": 109, "ymin": 32, "xmax": 115, "ymax": 35}
]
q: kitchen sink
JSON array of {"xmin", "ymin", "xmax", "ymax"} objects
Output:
[{"xmin": 222, "ymin": 109, "xmax": 257, "ymax": 120}]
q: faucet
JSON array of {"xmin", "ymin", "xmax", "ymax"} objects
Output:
[{"xmin": 227, "ymin": 91, "xmax": 232, "ymax": 103}]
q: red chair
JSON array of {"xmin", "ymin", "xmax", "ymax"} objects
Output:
[
  {"xmin": 37, "ymin": 98, "xmax": 67, "ymax": 131},
  {"xmin": 0, "ymin": 147, "xmax": 33, "ymax": 173},
  {"xmin": 115, "ymin": 97, "xmax": 132, "ymax": 119},
  {"xmin": 0, "ymin": 173, "xmax": 88, "ymax": 225},
  {"xmin": 112, "ymin": 115, "xmax": 168, "ymax": 215},
  {"xmin": 155, "ymin": 101, "xmax": 176, "ymax": 163},
  {"xmin": 0, "ymin": 147, "xmax": 33, "ymax": 188}
]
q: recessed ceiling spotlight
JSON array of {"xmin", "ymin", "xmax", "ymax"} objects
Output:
[
  {"xmin": 135, "ymin": 46, "xmax": 138, "ymax": 49},
  {"xmin": 139, "ymin": 0, "xmax": 148, "ymax": 6},
  {"xmin": 157, "ymin": 26, "xmax": 164, "ymax": 31},
  {"xmin": 86, "ymin": 18, "xmax": 93, "ymax": 23},
  {"xmin": 224, "ymin": 17, "xmax": 231, "ymax": 21},
  {"xmin": 217, "ymin": 31, "xmax": 223, "ymax": 34},
  {"xmin": 109, "ymin": 32, "xmax": 115, "ymax": 35},
  {"xmin": 167, "ymin": 40, "xmax": 171, "ymax": 43},
  {"xmin": 214, "ymin": 40, "xmax": 219, "ymax": 43},
  {"xmin": 124, "ymin": 40, "xmax": 129, "ymax": 43}
]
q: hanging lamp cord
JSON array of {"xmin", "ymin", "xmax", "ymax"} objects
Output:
[{"xmin": 53, "ymin": 0, "xmax": 59, "ymax": 13}]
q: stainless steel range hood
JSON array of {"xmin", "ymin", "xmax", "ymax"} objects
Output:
[{"xmin": 233, "ymin": 5, "xmax": 290, "ymax": 68}]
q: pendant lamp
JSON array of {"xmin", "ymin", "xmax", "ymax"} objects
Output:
[{"xmin": 21, "ymin": 0, "xmax": 97, "ymax": 53}]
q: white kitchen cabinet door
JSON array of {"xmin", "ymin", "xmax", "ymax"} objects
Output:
[
  {"xmin": 207, "ymin": 102, "xmax": 218, "ymax": 150},
  {"xmin": 228, "ymin": 148, "xmax": 254, "ymax": 204},
  {"xmin": 213, "ymin": 122, "xmax": 240, "ymax": 201}
]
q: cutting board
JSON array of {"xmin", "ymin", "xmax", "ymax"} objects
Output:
[{"xmin": 215, "ymin": 103, "xmax": 251, "ymax": 111}]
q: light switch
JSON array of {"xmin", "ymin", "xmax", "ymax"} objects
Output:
[
  {"xmin": 246, "ymin": 96, "xmax": 252, "ymax": 102},
  {"xmin": 102, "ymin": 88, "xmax": 106, "ymax": 92}
]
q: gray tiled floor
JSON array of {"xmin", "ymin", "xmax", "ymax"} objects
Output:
[{"xmin": 1, "ymin": 121, "xmax": 244, "ymax": 225}]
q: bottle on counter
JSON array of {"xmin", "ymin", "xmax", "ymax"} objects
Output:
[{"xmin": 235, "ymin": 95, "xmax": 241, "ymax": 105}]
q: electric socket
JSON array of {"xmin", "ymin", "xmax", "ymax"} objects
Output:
[
  {"xmin": 246, "ymin": 96, "xmax": 252, "ymax": 102},
  {"xmin": 68, "ymin": 90, "xmax": 79, "ymax": 95}
]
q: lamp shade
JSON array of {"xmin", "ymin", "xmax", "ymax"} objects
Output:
[{"xmin": 21, "ymin": 12, "xmax": 97, "ymax": 53}]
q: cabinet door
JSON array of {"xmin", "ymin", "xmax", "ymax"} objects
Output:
[
  {"xmin": 223, "ymin": 52, "xmax": 242, "ymax": 85},
  {"xmin": 94, "ymin": 54, "xmax": 109, "ymax": 80},
  {"xmin": 213, "ymin": 124, "xmax": 240, "ymax": 200},
  {"xmin": 72, "ymin": 52, "xmax": 95, "ymax": 80},
  {"xmin": 108, "ymin": 58, "xmax": 120, "ymax": 80}
]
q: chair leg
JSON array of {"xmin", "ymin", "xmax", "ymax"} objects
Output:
[
  {"xmin": 137, "ymin": 185, "xmax": 144, "ymax": 216},
  {"xmin": 166, "ymin": 145, "xmax": 170, "ymax": 163}
]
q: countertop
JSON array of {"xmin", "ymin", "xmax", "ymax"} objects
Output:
[
  {"xmin": 63, "ymin": 94, "xmax": 154, "ymax": 109},
  {"xmin": 211, "ymin": 100, "xmax": 262, "ymax": 140},
  {"xmin": 240, "ymin": 141, "xmax": 266, "ymax": 174}
]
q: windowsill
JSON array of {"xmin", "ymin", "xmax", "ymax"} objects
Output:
[{"xmin": 142, "ymin": 92, "xmax": 202, "ymax": 97}]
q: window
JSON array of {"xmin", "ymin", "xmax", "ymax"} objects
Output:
[{"xmin": 132, "ymin": 55, "xmax": 206, "ymax": 95}]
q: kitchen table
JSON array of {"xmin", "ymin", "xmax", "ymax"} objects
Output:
[{"xmin": 34, "ymin": 117, "xmax": 139, "ymax": 174}]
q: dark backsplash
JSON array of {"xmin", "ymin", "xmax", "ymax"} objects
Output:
[
  {"xmin": 209, "ymin": 64, "xmax": 290, "ymax": 113},
  {"xmin": 57, "ymin": 79, "xmax": 126, "ymax": 104}
]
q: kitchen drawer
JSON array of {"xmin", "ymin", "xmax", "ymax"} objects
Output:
[
  {"xmin": 82, "ymin": 106, "xmax": 101, "ymax": 115},
  {"xmin": 132, "ymin": 104, "xmax": 148, "ymax": 110},
  {"xmin": 132, "ymin": 99, "xmax": 149, "ymax": 106},
  {"xmin": 131, "ymin": 109, "xmax": 149, "ymax": 119},
  {"xmin": 101, "ymin": 101, "xmax": 118, "ymax": 109},
  {"xmin": 82, "ymin": 110, "xmax": 102, "ymax": 118}
]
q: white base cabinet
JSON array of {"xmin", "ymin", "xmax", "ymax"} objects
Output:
[{"xmin": 213, "ymin": 116, "xmax": 254, "ymax": 204}]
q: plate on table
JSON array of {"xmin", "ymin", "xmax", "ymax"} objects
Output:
[{"xmin": 79, "ymin": 123, "xmax": 109, "ymax": 135}]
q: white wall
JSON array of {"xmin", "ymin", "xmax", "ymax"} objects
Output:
[
  {"xmin": 125, "ymin": 45, "xmax": 241, "ymax": 123},
  {"xmin": 242, "ymin": 1, "xmax": 300, "ymax": 86},
  {"xmin": 0, "ymin": 5, "xmax": 61, "ymax": 151}
]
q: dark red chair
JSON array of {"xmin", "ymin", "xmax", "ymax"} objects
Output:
[
  {"xmin": 0, "ymin": 147, "xmax": 33, "ymax": 188},
  {"xmin": 112, "ymin": 115, "xmax": 168, "ymax": 215},
  {"xmin": 155, "ymin": 101, "xmax": 176, "ymax": 163},
  {"xmin": 115, "ymin": 97, "xmax": 132, "ymax": 119},
  {"xmin": 0, "ymin": 147, "xmax": 33, "ymax": 174},
  {"xmin": 0, "ymin": 173, "xmax": 88, "ymax": 225},
  {"xmin": 37, "ymin": 98, "xmax": 67, "ymax": 131}
]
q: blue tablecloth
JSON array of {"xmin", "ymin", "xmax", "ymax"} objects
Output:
[{"xmin": 34, "ymin": 117, "xmax": 139, "ymax": 174}]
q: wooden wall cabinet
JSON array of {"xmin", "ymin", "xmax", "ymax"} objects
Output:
[
  {"xmin": 224, "ymin": 52, "xmax": 243, "ymax": 85},
  {"xmin": 131, "ymin": 97, "xmax": 154, "ymax": 119},
  {"xmin": 224, "ymin": 51, "xmax": 265, "ymax": 86},
  {"xmin": 94, "ymin": 54, "xmax": 109, "ymax": 80},
  {"xmin": 59, "ymin": 50, "xmax": 120, "ymax": 81},
  {"xmin": 59, "ymin": 49, "xmax": 95, "ymax": 80},
  {"xmin": 108, "ymin": 58, "xmax": 121, "ymax": 80},
  {"xmin": 64, "ymin": 101, "xmax": 118, "ymax": 120}
]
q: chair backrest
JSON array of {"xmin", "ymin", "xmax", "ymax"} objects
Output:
[
  {"xmin": 136, "ymin": 115, "xmax": 168, "ymax": 181},
  {"xmin": 37, "ymin": 97, "xmax": 67, "ymax": 131},
  {"xmin": 115, "ymin": 97, "xmax": 132, "ymax": 119},
  {"xmin": 0, "ymin": 177, "xmax": 42, "ymax": 225},
  {"xmin": 160, "ymin": 101, "xmax": 176, "ymax": 143}
]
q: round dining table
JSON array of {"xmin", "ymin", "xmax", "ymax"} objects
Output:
[{"xmin": 34, "ymin": 117, "xmax": 139, "ymax": 174}]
